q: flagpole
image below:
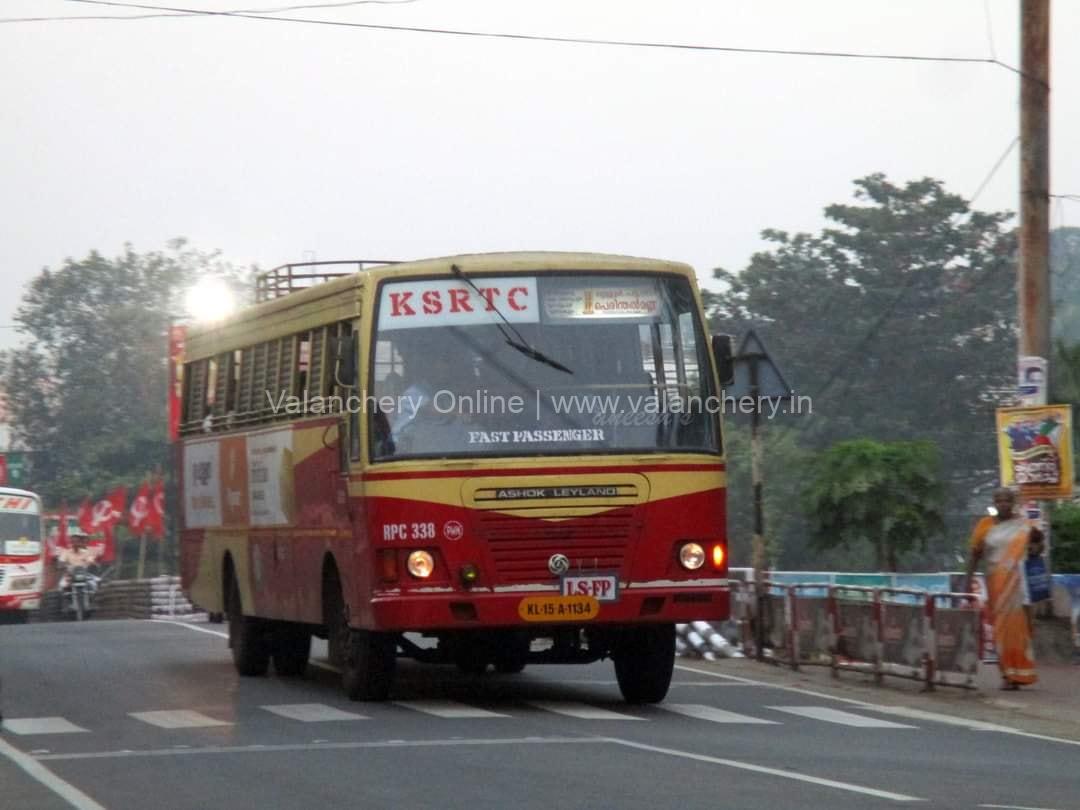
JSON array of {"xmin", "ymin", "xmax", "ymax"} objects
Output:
[{"xmin": 137, "ymin": 532, "xmax": 147, "ymax": 580}]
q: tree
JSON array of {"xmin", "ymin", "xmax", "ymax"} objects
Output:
[
  {"xmin": 1051, "ymin": 226, "xmax": 1080, "ymax": 346},
  {"xmin": 0, "ymin": 240, "xmax": 247, "ymax": 505},
  {"xmin": 708, "ymin": 174, "xmax": 1018, "ymax": 561},
  {"xmin": 802, "ymin": 439, "xmax": 946, "ymax": 572},
  {"xmin": 1050, "ymin": 501, "xmax": 1080, "ymax": 574}
]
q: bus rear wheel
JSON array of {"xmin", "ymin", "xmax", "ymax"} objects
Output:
[
  {"xmin": 613, "ymin": 623, "xmax": 676, "ymax": 704},
  {"xmin": 342, "ymin": 629, "xmax": 396, "ymax": 701},
  {"xmin": 227, "ymin": 575, "xmax": 270, "ymax": 677},
  {"xmin": 272, "ymin": 623, "xmax": 311, "ymax": 677}
]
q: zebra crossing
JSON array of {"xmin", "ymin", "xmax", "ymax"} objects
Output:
[{"xmin": 1, "ymin": 702, "xmax": 922, "ymax": 736}]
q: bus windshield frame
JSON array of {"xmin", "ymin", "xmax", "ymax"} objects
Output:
[{"xmin": 368, "ymin": 271, "xmax": 721, "ymax": 462}]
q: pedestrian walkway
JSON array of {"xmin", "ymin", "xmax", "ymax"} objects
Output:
[{"xmin": 2, "ymin": 698, "xmax": 937, "ymax": 736}]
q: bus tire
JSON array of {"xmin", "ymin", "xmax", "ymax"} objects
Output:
[
  {"xmin": 342, "ymin": 629, "xmax": 396, "ymax": 701},
  {"xmin": 613, "ymin": 623, "xmax": 676, "ymax": 704},
  {"xmin": 227, "ymin": 575, "xmax": 270, "ymax": 677},
  {"xmin": 272, "ymin": 623, "xmax": 311, "ymax": 677}
]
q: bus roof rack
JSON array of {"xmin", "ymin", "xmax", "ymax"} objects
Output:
[{"xmin": 255, "ymin": 259, "xmax": 400, "ymax": 302}]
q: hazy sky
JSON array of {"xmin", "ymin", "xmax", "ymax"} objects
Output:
[{"xmin": 2, "ymin": 0, "xmax": 1078, "ymax": 352}]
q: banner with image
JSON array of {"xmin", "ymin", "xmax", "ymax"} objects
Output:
[{"xmin": 996, "ymin": 404, "xmax": 1075, "ymax": 499}]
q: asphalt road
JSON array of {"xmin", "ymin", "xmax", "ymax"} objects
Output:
[{"xmin": 1, "ymin": 620, "xmax": 1078, "ymax": 810}]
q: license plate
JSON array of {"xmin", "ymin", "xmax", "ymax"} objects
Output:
[
  {"xmin": 561, "ymin": 574, "xmax": 619, "ymax": 602},
  {"xmin": 518, "ymin": 595, "xmax": 599, "ymax": 622}
]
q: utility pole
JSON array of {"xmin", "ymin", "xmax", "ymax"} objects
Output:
[
  {"xmin": 1018, "ymin": 0, "xmax": 1051, "ymax": 369},
  {"xmin": 1018, "ymin": 0, "xmax": 1052, "ymax": 590}
]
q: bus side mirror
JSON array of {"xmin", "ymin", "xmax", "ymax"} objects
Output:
[
  {"xmin": 712, "ymin": 334, "xmax": 734, "ymax": 386},
  {"xmin": 333, "ymin": 333, "xmax": 358, "ymax": 388}
]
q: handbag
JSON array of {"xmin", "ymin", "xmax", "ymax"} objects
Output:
[{"xmin": 1025, "ymin": 554, "xmax": 1051, "ymax": 603}]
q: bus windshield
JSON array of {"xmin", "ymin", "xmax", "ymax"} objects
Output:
[
  {"xmin": 370, "ymin": 273, "xmax": 719, "ymax": 460},
  {"xmin": 0, "ymin": 513, "xmax": 42, "ymax": 556}
]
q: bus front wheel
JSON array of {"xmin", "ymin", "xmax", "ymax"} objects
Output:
[{"xmin": 613, "ymin": 623, "xmax": 676, "ymax": 704}]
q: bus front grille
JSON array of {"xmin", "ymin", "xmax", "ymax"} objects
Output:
[{"xmin": 480, "ymin": 512, "xmax": 636, "ymax": 583}]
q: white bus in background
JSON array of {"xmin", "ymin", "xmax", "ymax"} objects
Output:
[{"xmin": 0, "ymin": 487, "xmax": 44, "ymax": 624}]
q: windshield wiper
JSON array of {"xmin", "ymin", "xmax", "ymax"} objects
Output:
[{"xmin": 451, "ymin": 263, "xmax": 573, "ymax": 375}]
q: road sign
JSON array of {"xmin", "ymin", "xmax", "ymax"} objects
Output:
[{"xmin": 726, "ymin": 329, "xmax": 792, "ymax": 401}]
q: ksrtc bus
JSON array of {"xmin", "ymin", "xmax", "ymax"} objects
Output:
[
  {"xmin": 0, "ymin": 487, "xmax": 45, "ymax": 623},
  {"xmin": 179, "ymin": 253, "xmax": 732, "ymax": 703}
]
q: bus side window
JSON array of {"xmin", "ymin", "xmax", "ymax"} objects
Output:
[{"xmin": 297, "ymin": 334, "xmax": 311, "ymax": 398}]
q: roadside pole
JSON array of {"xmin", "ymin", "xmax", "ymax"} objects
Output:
[
  {"xmin": 1018, "ymin": 0, "xmax": 1052, "ymax": 593},
  {"xmin": 731, "ymin": 330, "xmax": 791, "ymax": 659}
]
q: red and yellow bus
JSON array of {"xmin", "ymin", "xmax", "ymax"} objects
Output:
[
  {"xmin": 179, "ymin": 253, "xmax": 731, "ymax": 702},
  {"xmin": 0, "ymin": 487, "xmax": 45, "ymax": 623}
]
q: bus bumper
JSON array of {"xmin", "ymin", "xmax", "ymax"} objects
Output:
[
  {"xmin": 0, "ymin": 593, "xmax": 40, "ymax": 610},
  {"xmin": 369, "ymin": 585, "xmax": 729, "ymax": 631}
]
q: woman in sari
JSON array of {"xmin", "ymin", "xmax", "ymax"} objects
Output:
[{"xmin": 965, "ymin": 487, "xmax": 1044, "ymax": 689}]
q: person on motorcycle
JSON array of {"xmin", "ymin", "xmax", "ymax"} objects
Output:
[
  {"xmin": 58, "ymin": 530, "xmax": 102, "ymax": 617},
  {"xmin": 59, "ymin": 529, "xmax": 100, "ymax": 568}
]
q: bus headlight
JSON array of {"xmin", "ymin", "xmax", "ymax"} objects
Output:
[
  {"xmin": 678, "ymin": 543, "xmax": 705, "ymax": 571},
  {"xmin": 407, "ymin": 550, "xmax": 435, "ymax": 579}
]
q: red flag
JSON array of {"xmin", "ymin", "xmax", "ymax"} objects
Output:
[
  {"xmin": 91, "ymin": 486, "xmax": 126, "ymax": 531},
  {"xmin": 99, "ymin": 524, "xmax": 117, "ymax": 563},
  {"xmin": 78, "ymin": 498, "xmax": 94, "ymax": 534},
  {"xmin": 168, "ymin": 325, "xmax": 186, "ymax": 443},
  {"xmin": 147, "ymin": 479, "xmax": 165, "ymax": 539},
  {"xmin": 128, "ymin": 482, "xmax": 151, "ymax": 534}
]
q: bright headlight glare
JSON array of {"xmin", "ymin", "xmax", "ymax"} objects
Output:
[
  {"xmin": 679, "ymin": 542, "xmax": 706, "ymax": 571},
  {"xmin": 407, "ymin": 550, "xmax": 435, "ymax": 579}
]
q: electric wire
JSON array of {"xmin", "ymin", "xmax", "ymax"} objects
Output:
[{"xmin": 6, "ymin": 0, "xmax": 1027, "ymax": 84}]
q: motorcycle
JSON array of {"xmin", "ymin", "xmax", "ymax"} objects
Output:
[{"xmin": 59, "ymin": 564, "xmax": 100, "ymax": 621}]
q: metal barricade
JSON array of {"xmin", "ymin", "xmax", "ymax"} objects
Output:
[{"xmin": 744, "ymin": 581, "xmax": 983, "ymax": 690}]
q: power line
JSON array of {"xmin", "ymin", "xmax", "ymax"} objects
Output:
[
  {"xmin": 982, "ymin": 0, "xmax": 997, "ymax": 61},
  {"xmin": 30, "ymin": 0, "xmax": 1024, "ymax": 81},
  {"xmin": 971, "ymin": 135, "xmax": 1019, "ymax": 203},
  {"xmin": 1, "ymin": 0, "xmax": 417, "ymax": 23}
]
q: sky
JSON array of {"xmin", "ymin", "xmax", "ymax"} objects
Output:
[{"xmin": 2, "ymin": 0, "xmax": 1078, "ymax": 352}]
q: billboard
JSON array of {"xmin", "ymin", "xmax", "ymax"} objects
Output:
[{"xmin": 996, "ymin": 404, "xmax": 1075, "ymax": 499}]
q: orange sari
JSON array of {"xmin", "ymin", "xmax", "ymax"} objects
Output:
[{"xmin": 970, "ymin": 516, "xmax": 1037, "ymax": 685}]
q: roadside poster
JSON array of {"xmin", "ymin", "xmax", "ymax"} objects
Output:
[
  {"xmin": 247, "ymin": 429, "xmax": 294, "ymax": 526},
  {"xmin": 996, "ymin": 404, "xmax": 1075, "ymax": 499},
  {"xmin": 1017, "ymin": 355, "xmax": 1047, "ymax": 406},
  {"xmin": 184, "ymin": 440, "xmax": 222, "ymax": 527}
]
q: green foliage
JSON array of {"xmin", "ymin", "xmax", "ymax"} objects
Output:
[
  {"xmin": 1051, "ymin": 227, "xmax": 1080, "ymax": 346},
  {"xmin": 801, "ymin": 439, "xmax": 946, "ymax": 572},
  {"xmin": 0, "ymin": 240, "xmax": 248, "ymax": 506},
  {"xmin": 722, "ymin": 425, "xmax": 813, "ymax": 569},
  {"xmin": 1050, "ymin": 502, "xmax": 1080, "ymax": 574},
  {"xmin": 708, "ymin": 174, "xmax": 1020, "ymax": 568}
]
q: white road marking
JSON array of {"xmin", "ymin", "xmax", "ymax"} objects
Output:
[
  {"xmin": 527, "ymin": 702, "xmax": 645, "ymax": 720},
  {"xmin": 129, "ymin": 710, "xmax": 231, "ymax": 729},
  {"xmin": 768, "ymin": 706, "xmax": 917, "ymax": 728},
  {"xmin": 261, "ymin": 704, "xmax": 368, "ymax": 722},
  {"xmin": 0, "ymin": 735, "xmax": 108, "ymax": 810},
  {"xmin": 35, "ymin": 736, "xmax": 602, "ymax": 760},
  {"xmin": 150, "ymin": 619, "xmax": 227, "ymax": 639},
  {"xmin": 662, "ymin": 704, "xmax": 779, "ymax": 724},
  {"xmin": 1, "ymin": 717, "xmax": 89, "ymax": 735},
  {"xmin": 605, "ymin": 738, "xmax": 923, "ymax": 802},
  {"xmin": 392, "ymin": 700, "xmax": 509, "ymax": 718},
  {"xmin": 674, "ymin": 664, "xmax": 1080, "ymax": 747}
]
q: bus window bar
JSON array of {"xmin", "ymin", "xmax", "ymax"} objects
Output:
[{"xmin": 255, "ymin": 260, "xmax": 400, "ymax": 302}]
